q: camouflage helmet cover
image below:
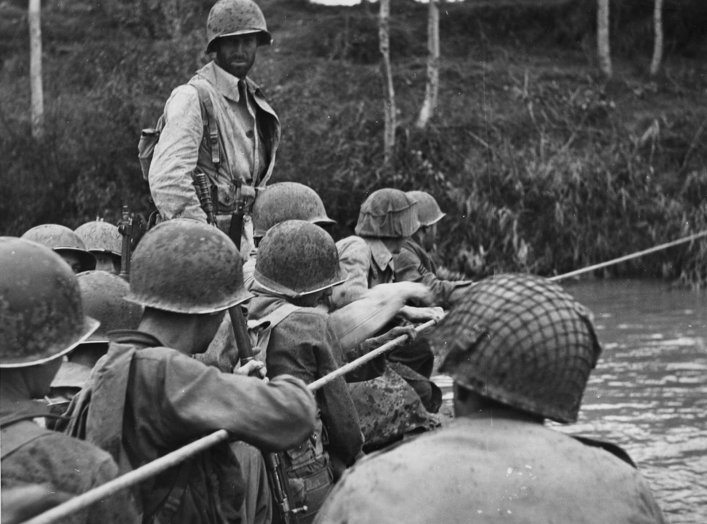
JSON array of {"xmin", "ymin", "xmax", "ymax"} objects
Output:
[
  {"xmin": 75, "ymin": 221, "xmax": 122, "ymax": 257},
  {"xmin": 406, "ymin": 190, "xmax": 446, "ymax": 227},
  {"xmin": 77, "ymin": 271, "xmax": 143, "ymax": 342},
  {"xmin": 206, "ymin": 0, "xmax": 272, "ymax": 53},
  {"xmin": 21, "ymin": 224, "xmax": 97, "ymax": 271},
  {"xmin": 0, "ymin": 238, "xmax": 99, "ymax": 368},
  {"xmin": 125, "ymin": 219, "xmax": 251, "ymax": 314},
  {"xmin": 430, "ymin": 274, "xmax": 602, "ymax": 423},
  {"xmin": 355, "ymin": 188, "xmax": 420, "ymax": 238},
  {"xmin": 254, "ymin": 220, "xmax": 345, "ymax": 297},
  {"xmin": 252, "ymin": 182, "xmax": 335, "ymax": 238}
]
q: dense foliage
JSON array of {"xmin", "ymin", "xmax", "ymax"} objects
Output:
[{"xmin": 1, "ymin": 0, "xmax": 706, "ymax": 285}]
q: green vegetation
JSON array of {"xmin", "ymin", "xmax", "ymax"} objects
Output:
[{"xmin": 1, "ymin": 0, "xmax": 706, "ymax": 285}]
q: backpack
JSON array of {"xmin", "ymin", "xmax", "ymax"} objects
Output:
[{"xmin": 138, "ymin": 81, "xmax": 221, "ymax": 181}]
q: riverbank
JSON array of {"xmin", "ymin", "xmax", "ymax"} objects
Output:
[{"xmin": 1, "ymin": 0, "xmax": 705, "ymax": 284}]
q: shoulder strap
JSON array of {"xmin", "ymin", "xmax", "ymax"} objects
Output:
[
  {"xmin": 85, "ymin": 347, "xmax": 138, "ymax": 473},
  {"xmin": 573, "ymin": 435, "xmax": 637, "ymax": 468},
  {"xmin": 247, "ymin": 303, "xmax": 302, "ymax": 359},
  {"xmin": 1, "ymin": 419, "xmax": 52, "ymax": 460},
  {"xmin": 191, "ymin": 81, "xmax": 221, "ymax": 169}
]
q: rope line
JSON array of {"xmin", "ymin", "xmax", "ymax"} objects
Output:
[{"xmin": 549, "ymin": 230, "xmax": 707, "ymax": 282}]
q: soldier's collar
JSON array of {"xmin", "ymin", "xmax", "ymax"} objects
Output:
[
  {"xmin": 199, "ymin": 62, "xmax": 260, "ymax": 103},
  {"xmin": 367, "ymin": 238, "xmax": 394, "ymax": 272}
]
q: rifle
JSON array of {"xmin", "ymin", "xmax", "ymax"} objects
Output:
[
  {"xmin": 117, "ymin": 205, "xmax": 133, "ymax": 281},
  {"xmin": 192, "ymin": 171, "xmax": 303, "ymax": 523}
]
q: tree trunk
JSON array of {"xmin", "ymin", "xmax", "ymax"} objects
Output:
[
  {"xmin": 416, "ymin": 0, "xmax": 440, "ymax": 130},
  {"xmin": 379, "ymin": 0, "xmax": 395, "ymax": 166},
  {"xmin": 597, "ymin": 0, "xmax": 612, "ymax": 77},
  {"xmin": 650, "ymin": 0, "xmax": 664, "ymax": 76},
  {"xmin": 28, "ymin": 0, "xmax": 44, "ymax": 139}
]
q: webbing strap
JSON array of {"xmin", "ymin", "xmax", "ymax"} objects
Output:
[{"xmin": 192, "ymin": 81, "xmax": 221, "ymax": 169}]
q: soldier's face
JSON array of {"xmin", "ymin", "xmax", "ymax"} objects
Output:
[
  {"xmin": 215, "ymin": 34, "xmax": 258, "ymax": 79},
  {"xmin": 94, "ymin": 253, "xmax": 120, "ymax": 274},
  {"xmin": 60, "ymin": 252, "xmax": 83, "ymax": 274}
]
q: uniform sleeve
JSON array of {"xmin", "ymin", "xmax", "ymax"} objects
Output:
[
  {"xmin": 331, "ymin": 237, "xmax": 372, "ymax": 308},
  {"xmin": 395, "ymin": 246, "xmax": 468, "ymax": 308},
  {"xmin": 149, "ymin": 349, "xmax": 317, "ymax": 452},
  {"xmin": 148, "ymin": 85, "xmax": 208, "ymax": 222},
  {"xmin": 87, "ymin": 453, "xmax": 140, "ymax": 524}
]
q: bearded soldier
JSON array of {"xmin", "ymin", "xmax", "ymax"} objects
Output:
[{"xmin": 148, "ymin": 0, "xmax": 279, "ymax": 258}]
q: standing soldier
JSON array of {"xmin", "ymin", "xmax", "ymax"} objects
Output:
[
  {"xmin": 71, "ymin": 219, "xmax": 316, "ymax": 524},
  {"xmin": 249, "ymin": 221, "xmax": 363, "ymax": 523},
  {"xmin": 394, "ymin": 190, "xmax": 472, "ymax": 308},
  {"xmin": 148, "ymin": 0, "xmax": 280, "ymax": 257},
  {"xmin": 0, "ymin": 237, "xmax": 138, "ymax": 524},
  {"xmin": 316, "ymin": 274, "xmax": 666, "ymax": 524},
  {"xmin": 75, "ymin": 220, "xmax": 123, "ymax": 274},
  {"xmin": 21, "ymin": 224, "xmax": 96, "ymax": 273}
]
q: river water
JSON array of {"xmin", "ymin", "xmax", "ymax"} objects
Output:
[{"xmin": 433, "ymin": 279, "xmax": 707, "ymax": 522}]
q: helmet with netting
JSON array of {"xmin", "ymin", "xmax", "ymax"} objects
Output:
[
  {"xmin": 252, "ymin": 182, "xmax": 335, "ymax": 239},
  {"xmin": 125, "ymin": 219, "xmax": 251, "ymax": 314},
  {"xmin": 77, "ymin": 271, "xmax": 143, "ymax": 343},
  {"xmin": 430, "ymin": 273, "xmax": 602, "ymax": 423},
  {"xmin": 0, "ymin": 237, "xmax": 99, "ymax": 368},
  {"xmin": 355, "ymin": 188, "xmax": 420, "ymax": 238},
  {"xmin": 21, "ymin": 224, "xmax": 96, "ymax": 272},
  {"xmin": 206, "ymin": 0, "xmax": 272, "ymax": 53},
  {"xmin": 406, "ymin": 190, "xmax": 446, "ymax": 227},
  {"xmin": 255, "ymin": 220, "xmax": 345, "ymax": 297},
  {"xmin": 75, "ymin": 221, "xmax": 122, "ymax": 257}
]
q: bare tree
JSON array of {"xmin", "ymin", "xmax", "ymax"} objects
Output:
[
  {"xmin": 597, "ymin": 0, "xmax": 612, "ymax": 77},
  {"xmin": 416, "ymin": 0, "xmax": 440, "ymax": 129},
  {"xmin": 650, "ymin": 0, "xmax": 664, "ymax": 76},
  {"xmin": 28, "ymin": 0, "xmax": 44, "ymax": 139},
  {"xmin": 379, "ymin": 0, "xmax": 396, "ymax": 166}
]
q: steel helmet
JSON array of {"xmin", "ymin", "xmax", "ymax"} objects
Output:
[
  {"xmin": 0, "ymin": 238, "xmax": 99, "ymax": 368},
  {"xmin": 355, "ymin": 188, "xmax": 420, "ymax": 238},
  {"xmin": 124, "ymin": 219, "xmax": 251, "ymax": 314},
  {"xmin": 21, "ymin": 224, "xmax": 97, "ymax": 271},
  {"xmin": 430, "ymin": 274, "xmax": 602, "ymax": 423},
  {"xmin": 77, "ymin": 271, "xmax": 143, "ymax": 342},
  {"xmin": 252, "ymin": 182, "xmax": 336, "ymax": 239},
  {"xmin": 406, "ymin": 191, "xmax": 446, "ymax": 227},
  {"xmin": 206, "ymin": 0, "xmax": 273, "ymax": 53},
  {"xmin": 255, "ymin": 220, "xmax": 345, "ymax": 297},
  {"xmin": 75, "ymin": 221, "xmax": 122, "ymax": 257}
]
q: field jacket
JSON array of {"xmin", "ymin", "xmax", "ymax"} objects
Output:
[
  {"xmin": 316, "ymin": 417, "xmax": 666, "ymax": 524},
  {"xmin": 149, "ymin": 61, "xmax": 280, "ymax": 227},
  {"xmin": 81, "ymin": 331, "xmax": 315, "ymax": 524},
  {"xmin": 247, "ymin": 291, "xmax": 363, "ymax": 471}
]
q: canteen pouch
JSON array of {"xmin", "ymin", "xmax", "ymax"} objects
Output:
[{"xmin": 138, "ymin": 125, "xmax": 163, "ymax": 181}]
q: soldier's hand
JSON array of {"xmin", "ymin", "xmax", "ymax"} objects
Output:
[
  {"xmin": 399, "ymin": 305, "xmax": 446, "ymax": 323},
  {"xmin": 360, "ymin": 325, "xmax": 417, "ymax": 353},
  {"xmin": 234, "ymin": 359, "xmax": 267, "ymax": 379}
]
